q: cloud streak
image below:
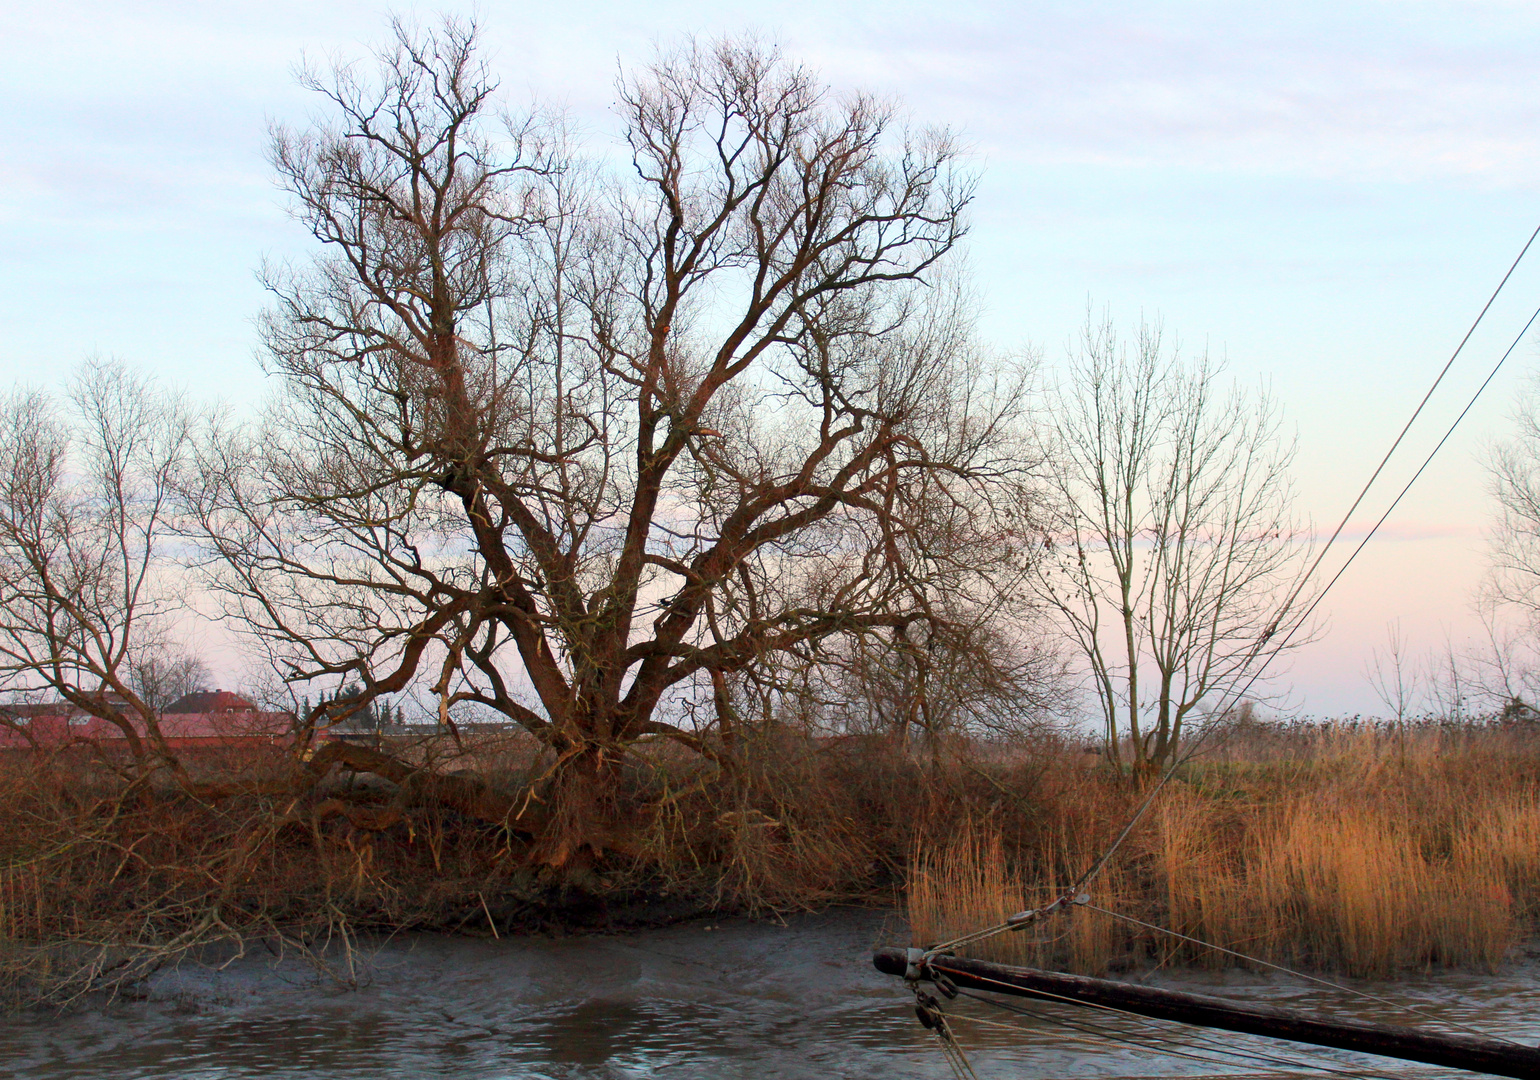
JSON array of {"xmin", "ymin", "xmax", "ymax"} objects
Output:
[{"xmin": 797, "ymin": 2, "xmax": 1540, "ymax": 184}]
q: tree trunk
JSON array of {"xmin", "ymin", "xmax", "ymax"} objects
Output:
[{"xmin": 528, "ymin": 741, "xmax": 635, "ymax": 869}]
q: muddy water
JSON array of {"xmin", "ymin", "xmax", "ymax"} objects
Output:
[{"xmin": 2, "ymin": 909, "xmax": 1537, "ymax": 1079}]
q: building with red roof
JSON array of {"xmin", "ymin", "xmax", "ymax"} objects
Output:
[{"xmin": 0, "ymin": 690, "xmax": 304, "ymax": 751}]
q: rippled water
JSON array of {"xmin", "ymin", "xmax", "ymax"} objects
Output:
[{"xmin": 2, "ymin": 910, "xmax": 1536, "ymax": 1079}]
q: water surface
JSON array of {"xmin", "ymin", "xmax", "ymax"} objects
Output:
[{"xmin": 2, "ymin": 910, "xmax": 1535, "ymax": 1079}]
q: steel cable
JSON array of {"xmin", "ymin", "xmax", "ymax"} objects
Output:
[
  {"xmin": 951, "ymin": 979, "xmax": 1403, "ymax": 1080},
  {"xmin": 1083, "ymin": 902, "xmax": 1523, "ymax": 1046}
]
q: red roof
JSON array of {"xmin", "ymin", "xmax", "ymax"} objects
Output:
[
  {"xmin": 0, "ymin": 694, "xmax": 303, "ymax": 749},
  {"xmin": 164, "ymin": 690, "xmax": 258, "ymax": 714}
]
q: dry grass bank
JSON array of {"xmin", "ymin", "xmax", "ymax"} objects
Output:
[
  {"xmin": 909, "ymin": 720, "xmax": 1540, "ymax": 978},
  {"xmin": 0, "ymin": 727, "xmax": 1021, "ymax": 1005},
  {"xmin": 0, "ymin": 718, "xmax": 1535, "ymax": 1005}
]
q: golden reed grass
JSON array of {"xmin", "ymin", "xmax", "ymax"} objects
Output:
[{"xmin": 908, "ymin": 723, "xmax": 1540, "ymax": 977}]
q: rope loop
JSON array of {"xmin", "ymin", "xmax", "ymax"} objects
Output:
[{"xmin": 920, "ymin": 889, "xmax": 1080, "ymax": 963}]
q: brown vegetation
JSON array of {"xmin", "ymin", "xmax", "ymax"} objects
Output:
[
  {"xmin": 0, "ymin": 727, "xmax": 944, "ymax": 1006},
  {"xmin": 2, "ymin": 716, "xmax": 1536, "ymax": 1006}
]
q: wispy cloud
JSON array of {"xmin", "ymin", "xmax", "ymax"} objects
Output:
[
  {"xmin": 1337, "ymin": 520, "xmax": 1487, "ymax": 543},
  {"xmin": 797, "ymin": 2, "xmax": 1540, "ymax": 185}
]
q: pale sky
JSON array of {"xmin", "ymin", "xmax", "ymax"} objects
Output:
[{"xmin": 6, "ymin": 0, "xmax": 1540, "ymax": 717}]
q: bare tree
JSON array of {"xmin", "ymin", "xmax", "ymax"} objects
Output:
[
  {"xmin": 814, "ymin": 618, "xmax": 1069, "ymax": 744},
  {"xmin": 1461, "ymin": 602, "xmax": 1540, "ymax": 718},
  {"xmin": 1424, "ymin": 633, "xmax": 1471, "ymax": 724},
  {"xmin": 127, "ymin": 649, "xmax": 212, "ymax": 715},
  {"xmin": 0, "ymin": 361, "xmax": 195, "ymax": 769},
  {"xmin": 1364, "ymin": 619, "xmax": 1423, "ymax": 728},
  {"xmin": 756, "ymin": 492, "xmax": 1070, "ymax": 745},
  {"xmin": 1030, "ymin": 315, "xmax": 1315, "ymax": 775},
  {"xmin": 189, "ymin": 21, "xmax": 1030, "ymax": 859},
  {"xmin": 1483, "ymin": 371, "xmax": 1540, "ymax": 689},
  {"xmin": 1463, "ymin": 368, "xmax": 1540, "ymax": 718},
  {"xmin": 1487, "ymin": 376, "xmax": 1540, "ymax": 599}
]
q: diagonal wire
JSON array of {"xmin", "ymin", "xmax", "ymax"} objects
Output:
[
  {"xmin": 934, "ymin": 1013, "xmax": 982, "ymax": 1080},
  {"xmin": 1277, "ymin": 222, "xmax": 1540, "ymax": 644},
  {"xmin": 1083, "ymin": 901, "xmax": 1523, "ymax": 1046},
  {"xmin": 947, "ymin": 1006, "xmax": 1298, "ymax": 1073},
  {"xmin": 904, "ymin": 227, "xmax": 1540, "ymax": 1079},
  {"xmin": 1242, "ymin": 298, "xmax": 1540, "ymax": 696}
]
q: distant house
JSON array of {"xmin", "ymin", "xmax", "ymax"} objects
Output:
[
  {"xmin": 0, "ymin": 690, "xmax": 306, "ymax": 750},
  {"xmin": 164, "ymin": 690, "xmax": 258, "ymax": 714}
]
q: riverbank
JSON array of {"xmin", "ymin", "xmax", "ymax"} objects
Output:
[{"xmin": 1, "ymin": 718, "xmax": 1536, "ymax": 1005}]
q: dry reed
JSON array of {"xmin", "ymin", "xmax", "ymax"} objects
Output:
[{"xmin": 908, "ymin": 721, "xmax": 1540, "ymax": 977}]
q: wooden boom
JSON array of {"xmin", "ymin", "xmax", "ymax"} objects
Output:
[{"xmin": 874, "ymin": 947, "xmax": 1540, "ymax": 1079}]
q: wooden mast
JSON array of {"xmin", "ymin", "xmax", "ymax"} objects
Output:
[{"xmin": 874, "ymin": 948, "xmax": 1540, "ymax": 1079}]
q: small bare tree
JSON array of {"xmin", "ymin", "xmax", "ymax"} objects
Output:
[
  {"xmin": 815, "ymin": 618, "xmax": 1069, "ymax": 743},
  {"xmin": 127, "ymin": 649, "xmax": 212, "ymax": 715},
  {"xmin": 0, "ymin": 361, "xmax": 196, "ymax": 770},
  {"xmin": 1364, "ymin": 619, "xmax": 1423, "ymax": 728},
  {"xmin": 189, "ymin": 20, "xmax": 1031, "ymax": 859},
  {"xmin": 1462, "ymin": 602, "xmax": 1540, "ymax": 718},
  {"xmin": 1030, "ymin": 315, "xmax": 1315, "ymax": 775},
  {"xmin": 1424, "ymin": 635, "xmax": 1471, "ymax": 724},
  {"xmin": 761, "ymin": 489, "xmax": 1070, "ymax": 745},
  {"xmin": 1483, "ymin": 370, "xmax": 1540, "ymax": 708}
]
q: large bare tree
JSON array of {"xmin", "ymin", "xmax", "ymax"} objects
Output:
[
  {"xmin": 190, "ymin": 20, "xmax": 1031, "ymax": 858},
  {"xmin": 1030, "ymin": 316, "xmax": 1315, "ymax": 774}
]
